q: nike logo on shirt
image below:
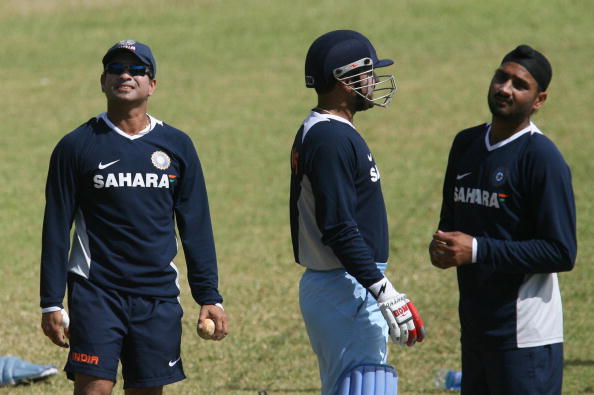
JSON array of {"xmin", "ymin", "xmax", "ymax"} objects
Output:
[
  {"xmin": 456, "ymin": 172, "xmax": 472, "ymax": 180},
  {"xmin": 98, "ymin": 160, "xmax": 120, "ymax": 170},
  {"xmin": 168, "ymin": 357, "xmax": 181, "ymax": 367}
]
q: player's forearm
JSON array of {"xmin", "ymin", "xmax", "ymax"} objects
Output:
[
  {"xmin": 39, "ymin": 213, "xmax": 73, "ymax": 308},
  {"xmin": 40, "ymin": 262, "xmax": 68, "ymax": 309},
  {"xmin": 40, "ymin": 248, "xmax": 68, "ymax": 308},
  {"xmin": 476, "ymin": 237, "xmax": 576, "ymax": 274},
  {"xmin": 180, "ymin": 226, "xmax": 222, "ymax": 305},
  {"xmin": 183, "ymin": 245, "xmax": 222, "ymax": 305},
  {"xmin": 325, "ymin": 228, "xmax": 384, "ymax": 287},
  {"xmin": 186, "ymin": 253, "xmax": 223, "ymax": 306}
]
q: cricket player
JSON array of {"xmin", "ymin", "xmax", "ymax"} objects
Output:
[
  {"xmin": 429, "ymin": 45, "xmax": 577, "ymax": 395},
  {"xmin": 290, "ymin": 30, "xmax": 425, "ymax": 395},
  {"xmin": 40, "ymin": 39, "xmax": 228, "ymax": 394}
]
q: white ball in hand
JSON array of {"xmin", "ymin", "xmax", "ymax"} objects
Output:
[
  {"xmin": 197, "ymin": 319, "xmax": 215, "ymax": 339},
  {"xmin": 61, "ymin": 309, "xmax": 70, "ymax": 329}
]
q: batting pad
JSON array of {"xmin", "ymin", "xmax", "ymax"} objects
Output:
[{"xmin": 337, "ymin": 364, "xmax": 398, "ymax": 395}]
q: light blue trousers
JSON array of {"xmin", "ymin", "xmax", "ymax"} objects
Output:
[{"xmin": 299, "ymin": 263, "xmax": 391, "ymax": 395}]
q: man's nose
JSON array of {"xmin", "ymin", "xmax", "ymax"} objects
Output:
[{"xmin": 498, "ymin": 79, "xmax": 512, "ymax": 95}]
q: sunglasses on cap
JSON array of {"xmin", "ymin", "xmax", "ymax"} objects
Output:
[{"xmin": 105, "ymin": 63, "xmax": 152, "ymax": 77}]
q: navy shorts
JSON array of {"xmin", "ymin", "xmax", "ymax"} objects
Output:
[
  {"xmin": 461, "ymin": 342, "xmax": 563, "ymax": 395},
  {"xmin": 65, "ymin": 274, "xmax": 186, "ymax": 389}
]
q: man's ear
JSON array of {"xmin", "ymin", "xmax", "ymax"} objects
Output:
[
  {"xmin": 100, "ymin": 73, "xmax": 106, "ymax": 93},
  {"xmin": 532, "ymin": 91, "xmax": 547, "ymax": 112},
  {"xmin": 148, "ymin": 78, "xmax": 157, "ymax": 97},
  {"xmin": 338, "ymin": 79, "xmax": 354, "ymax": 93}
]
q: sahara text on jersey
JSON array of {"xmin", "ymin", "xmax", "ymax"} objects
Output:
[
  {"xmin": 93, "ymin": 173, "xmax": 176, "ymax": 189},
  {"xmin": 453, "ymin": 186, "xmax": 501, "ymax": 208}
]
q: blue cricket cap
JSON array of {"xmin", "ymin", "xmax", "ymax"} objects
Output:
[
  {"xmin": 305, "ymin": 30, "xmax": 393, "ymax": 90},
  {"xmin": 102, "ymin": 39, "xmax": 157, "ymax": 77}
]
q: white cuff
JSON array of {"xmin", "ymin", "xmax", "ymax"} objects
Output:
[
  {"xmin": 41, "ymin": 306, "xmax": 62, "ymax": 313},
  {"xmin": 472, "ymin": 238, "xmax": 478, "ymax": 263},
  {"xmin": 215, "ymin": 303, "xmax": 224, "ymax": 311},
  {"xmin": 368, "ymin": 276, "xmax": 398, "ymax": 303}
]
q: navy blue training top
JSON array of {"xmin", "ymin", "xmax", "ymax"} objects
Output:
[
  {"xmin": 290, "ymin": 111, "xmax": 387, "ymax": 287},
  {"xmin": 40, "ymin": 113, "xmax": 222, "ymax": 308},
  {"xmin": 439, "ymin": 122, "xmax": 576, "ymax": 349}
]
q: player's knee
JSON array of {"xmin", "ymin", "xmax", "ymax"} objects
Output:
[
  {"xmin": 337, "ymin": 364, "xmax": 398, "ymax": 395},
  {"xmin": 74, "ymin": 373, "xmax": 114, "ymax": 395}
]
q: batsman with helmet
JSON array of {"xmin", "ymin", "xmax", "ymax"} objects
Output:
[{"xmin": 290, "ymin": 30, "xmax": 425, "ymax": 395}]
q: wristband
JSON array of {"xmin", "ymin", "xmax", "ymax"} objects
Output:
[
  {"xmin": 41, "ymin": 306, "xmax": 62, "ymax": 313},
  {"xmin": 368, "ymin": 276, "xmax": 398, "ymax": 303}
]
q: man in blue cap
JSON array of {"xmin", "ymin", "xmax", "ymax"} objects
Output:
[
  {"xmin": 40, "ymin": 39, "xmax": 228, "ymax": 394},
  {"xmin": 429, "ymin": 45, "xmax": 576, "ymax": 395},
  {"xmin": 290, "ymin": 30, "xmax": 425, "ymax": 395}
]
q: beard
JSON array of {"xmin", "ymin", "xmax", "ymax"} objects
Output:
[
  {"xmin": 488, "ymin": 92, "xmax": 525, "ymax": 121},
  {"xmin": 487, "ymin": 84, "xmax": 539, "ymax": 122},
  {"xmin": 354, "ymin": 86, "xmax": 377, "ymax": 111},
  {"xmin": 355, "ymin": 94, "xmax": 373, "ymax": 111}
]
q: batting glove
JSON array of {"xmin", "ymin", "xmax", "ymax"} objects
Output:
[{"xmin": 369, "ymin": 277, "xmax": 426, "ymax": 346}]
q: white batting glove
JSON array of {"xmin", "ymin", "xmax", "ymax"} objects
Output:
[{"xmin": 369, "ymin": 277, "xmax": 426, "ymax": 346}]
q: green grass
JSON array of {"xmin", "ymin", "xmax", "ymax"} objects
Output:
[{"xmin": 0, "ymin": 0, "xmax": 592, "ymax": 393}]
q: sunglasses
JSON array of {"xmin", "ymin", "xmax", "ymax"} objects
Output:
[{"xmin": 105, "ymin": 63, "xmax": 152, "ymax": 77}]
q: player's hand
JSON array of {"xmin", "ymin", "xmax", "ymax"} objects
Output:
[
  {"xmin": 429, "ymin": 237, "xmax": 455, "ymax": 269},
  {"xmin": 379, "ymin": 294, "xmax": 426, "ymax": 346},
  {"xmin": 429, "ymin": 230, "xmax": 473, "ymax": 269},
  {"xmin": 369, "ymin": 277, "xmax": 425, "ymax": 346},
  {"xmin": 198, "ymin": 304, "xmax": 229, "ymax": 341},
  {"xmin": 41, "ymin": 310, "xmax": 69, "ymax": 348}
]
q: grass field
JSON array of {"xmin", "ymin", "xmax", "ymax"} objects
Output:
[{"xmin": 0, "ymin": 0, "xmax": 592, "ymax": 393}]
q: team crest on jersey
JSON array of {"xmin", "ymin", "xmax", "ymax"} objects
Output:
[
  {"xmin": 151, "ymin": 151, "xmax": 171, "ymax": 170},
  {"xmin": 492, "ymin": 167, "xmax": 507, "ymax": 186}
]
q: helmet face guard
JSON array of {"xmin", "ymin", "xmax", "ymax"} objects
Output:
[{"xmin": 332, "ymin": 57, "xmax": 397, "ymax": 107}]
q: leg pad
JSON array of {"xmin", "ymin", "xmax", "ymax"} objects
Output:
[{"xmin": 338, "ymin": 364, "xmax": 398, "ymax": 395}]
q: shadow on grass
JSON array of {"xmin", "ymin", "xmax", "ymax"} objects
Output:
[{"xmin": 565, "ymin": 359, "xmax": 594, "ymax": 367}]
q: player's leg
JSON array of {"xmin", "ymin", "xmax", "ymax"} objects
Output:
[
  {"xmin": 74, "ymin": 373, "xmax": 115, "ymax": 395},
  {"xmin": 300, "ymin": 264, "xmax": 390, "ymax": 395},
  {"xmin": 66, "ymin": 275, "xmax": 127, "ymax": 388},
  {"xmin": 337, "ymin": 364, "xmax": 398, "ymax": 395},
  {"xmin": 484, "ymin": 343, "xmax": 563, "ymax": 395},
  {"xmin": 461, "ymin": 343, "xmax": 490, "ymax": 395},
  {"xmin": 124, "ymin": 386, "xmax": 163, "ymax": 395},
  {"xmin": 121, "ymin": 297, "xmax": 185, "ymax": 390}
]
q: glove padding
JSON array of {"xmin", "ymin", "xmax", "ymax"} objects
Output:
[{"xmin": 379, "ymin": 294, "xmax": 425, "ymax": 346}]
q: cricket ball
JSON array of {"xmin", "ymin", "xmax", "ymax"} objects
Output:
[
  {"xmin": 61, "ymin": 309, "xmax": 70, "ymax": 329},
  {"xmin": 197, "ymin": 318, "xmax": 215, "ymax": 339}
]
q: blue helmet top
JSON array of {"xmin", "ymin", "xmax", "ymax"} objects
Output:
[{"xmin": 305, "ymin": 30, "xmax": 393, "ymax": 90}]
